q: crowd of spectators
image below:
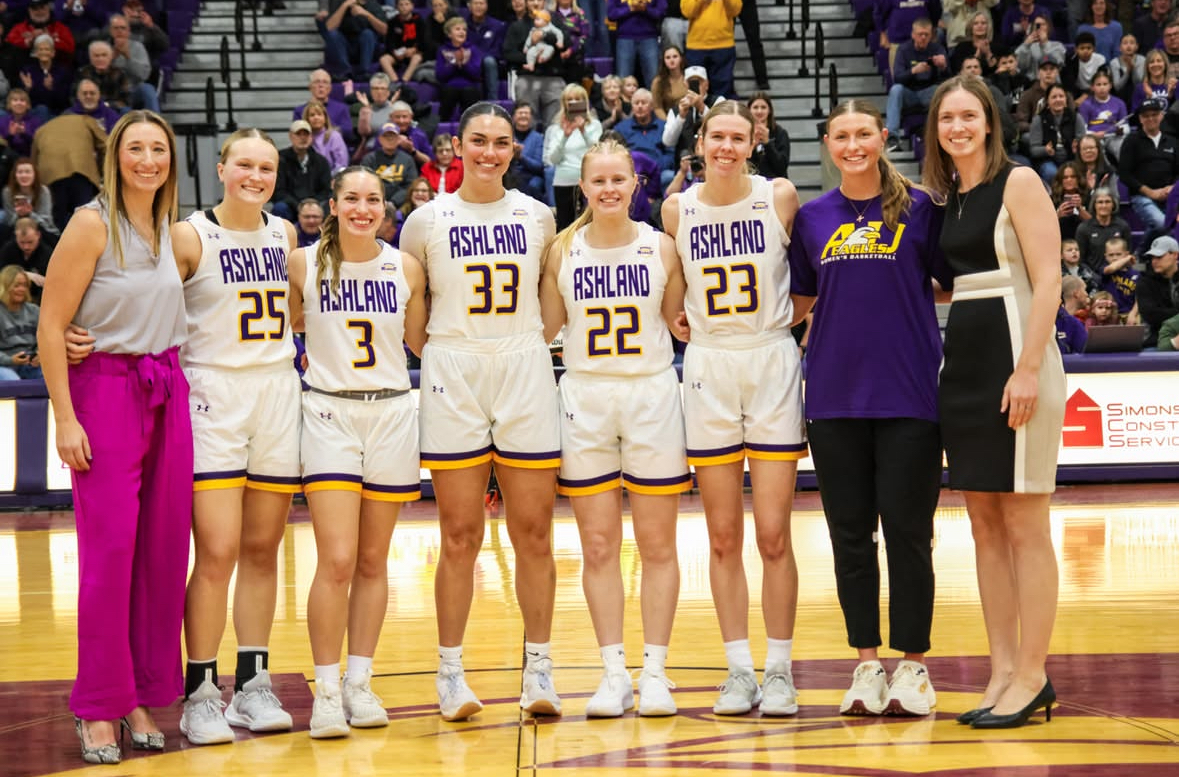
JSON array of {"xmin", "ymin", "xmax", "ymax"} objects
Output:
[
  {"xmin": 291, "ymin": 0, "xmax": 791, "ymax": 237},
  {"xmin": 867, "ymin": 0, "xmax": 1179, "ymax": 349}
]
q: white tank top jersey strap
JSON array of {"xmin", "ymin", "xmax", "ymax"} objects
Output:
[
  {"xmin": 557, "ymin": 222, "xmax": 673, "ymax": 377},
  {"xmin": 413, "ymin": 189, "xmax": 550, "ymax": 343},
  {"xmin": 181, "ymin": 209, "xmax": 296, "ymax": 370},
  {"xmin": 301, "ymin": 240, "xmax": 412, "ymax": 393},
  {"xmin": 675, "ymin": 174, "xmax": 792, "ymax": 345}
]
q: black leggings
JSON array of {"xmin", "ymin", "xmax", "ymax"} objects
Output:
[{"xmin": 806, "ymin": 417, "xmax": 942, "ymax": 654}]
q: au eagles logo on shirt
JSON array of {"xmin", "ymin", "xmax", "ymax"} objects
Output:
[{"xmin": 819, "ymin": 221, "xmax": 906, "ymax": 263}]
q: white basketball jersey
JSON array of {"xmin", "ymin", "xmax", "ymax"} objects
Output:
[
  {"xmin": 675, "ymin": 175, "xmax": 792, "ymax": 340},
  {"xmin": 301, "ymin": 240, "xmax": 411, "ymax": 393},
  {"xmin": 558, "ymin": 223, "xmax": 672, "ymax": 377},
  {"xmin": 181, "ymin": 210, "xmax": 295, "ymax": 370},
  {"xmin": 414, "ymin": 189, "xmax": 548, "ymax": 341}
]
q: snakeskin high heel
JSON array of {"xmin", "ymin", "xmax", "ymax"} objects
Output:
[
  {"xmin": 74, "ymin": 717, "xmax": 122, "ymax": 764},
  {"xmin": 121, "ymin": 716, "xmax": 165, "ymax": 750}
]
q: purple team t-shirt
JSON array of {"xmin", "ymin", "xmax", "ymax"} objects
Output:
[
  {"xmin": 788, "ymin": 187, "xmax": 952, "ymax": 422},
  {"xmin": 1078, "ymin": 96, "xmax": 1128, "ymax": 135},
  {"xmin": 1103, "ymin": 265, "xmax": 1139, "ymax": 313}
]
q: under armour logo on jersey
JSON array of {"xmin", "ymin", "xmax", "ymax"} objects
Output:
[
  {"xmin": 564, "ymin": 411, "xmax": 574, "ymax": 421},
  {"xmin": 442, "ymin": 210, "xmax": 455, "ymax": 217},
  {"xmin": 194, "ymin": 403, "xmax": 210, "ymax": 412},
  {"xmin": 684, "ymin": 207, "xmax": 696, "ymax": 215},
  {"xmin": 432, "ymin": 385, "xmax": 445, "ymax": 393},
  {"xmin": 690, "ymin": 381, "xmax": 703, "ymax": 390},
  {"xmin": 570, "ymin": 248, "xmax": 581, "ymax": 256},
  {"xmin": 207, "ymin": 232, "xmax": 220, "ymax": 240},
  {"xmin": 319, "ymin": 411, "xmax": 332, "ymax": 420}
]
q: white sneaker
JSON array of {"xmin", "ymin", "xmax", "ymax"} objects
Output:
[
  {"xmin": 520, "ymin": 656, "xmax": 562, "ymax": 715},
  {"xmin": 884, "ymin": 660, "xmax": 936, "ymax": 716},
  {"xmin": 637, "ymin": 671, "xmax": 677, "ymax": 717},
  {"xmin": 179, "ymin": 680, "xmax": 235, "ymax": 745},
  {"xmin": 584, "ymin": 670, "xmax": 634, "ymax": 718},
  {"xmin": 713, "ymin": 670, "xmax": 762, "ymax": 715},
  {"xmin": 760, "ymin": 665, "xmax": 799, "ymax": 716},
  {"xmin": 224, "ymin": 670, "xmax": 293, "ymax": 732},
  {"xmin": 342, "ymin": 670, "xmax": 389, "ymax": 728},
  {"xmin": 436, "ymin": 664, "xmax": 483, "ymax": 721},
  {"xmin": 309, "ymin": 681, "xmax": 350, "ymax": 739},
  {"xmin": 840, "ymin": 660, "xmax": 887, "ymax": 716}
]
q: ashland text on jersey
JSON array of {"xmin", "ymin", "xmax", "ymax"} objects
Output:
[
  {"xmin": 687, "ymin": 219, "xmax": 765, "ymax": 261},
  {"xmin": 218, "ymin": 246, "xmax": 289, "ymax": 284},
  {"xmin": 447, "ymin": 223, "xmax": 530, "ymax": 258},
  {"xmin": 571, "ymin": 263, "xmax": 652, "ymax": 301}
]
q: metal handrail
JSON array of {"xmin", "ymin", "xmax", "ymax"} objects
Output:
[
  {"xmin": 812, "ymin": 62, "xmax": 822, "ymax": 117},
  {"xmin": 204, "ymin": 77, "xmax": 215, "ymax": 126},
  {"xmin": 815, "ymin": 22, "xmax": 825, "ymax": 71},
  {"xmin": 798, "ymin": 26, "xmax": 808, "ymax": 77},
  {"xmin": 219, "ymin": 36, "xmax": 237, "ymax": 131},
  {"xmin": 828, "ymin": 63, "xmax": 839, "ymax": 111},
  {"xmin": 232, "ymin": 1, "xmax": 259, "ymax": 87},
  {"xmin": 785, "ymin": 0, "xmax": 796, "ymax": 38}
]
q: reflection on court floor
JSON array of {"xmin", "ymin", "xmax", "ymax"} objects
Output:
[{"xmin": 1, "ymin": 484, "xmax": 1177, "ymax": 775}]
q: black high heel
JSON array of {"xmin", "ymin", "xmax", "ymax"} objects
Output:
[
  {"xmin": 955, "ymin": 706, "xmax": 993, "ymax": 725},
  {"xmin": 971, "ymin": 679, "xmax": 1055, "ymax": 729}
]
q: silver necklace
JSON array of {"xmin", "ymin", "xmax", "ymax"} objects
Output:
[
  {"xmin": 845, "ymin": 193, "xmax": 878, "ymax": 224},
  {"xmin": 955, "ymin": 188, "xmax": 972, "ymax": 220}
]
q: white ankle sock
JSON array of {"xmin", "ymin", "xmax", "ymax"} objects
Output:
[
  {"xmin": 438, "ymin": 645, "xmax": 463, "ymax": 669},
  {"xmin": 346, "ymin": 654, "xmax": 373, "ymax": 681},
  {"xmin": 766, "ymin": 638, "xmax": 793, "ymax": 672},
  {"xmin": 524, "ymin": 641, "xmax": 551, "ymax": 668},
  {"xmin": 642, "ymin": 644, "xmax": 668, "ymax": 676},
  {"xmin": 724, "ymin": 639, "xmax": 755, "ymax": 674},
  {"xmin": 314, "ymin": 664, "xmax": 341, "ymax": 693},
  {"xmin": 600, "ymin": 644, "xmax": 626, "ymax": 673}
]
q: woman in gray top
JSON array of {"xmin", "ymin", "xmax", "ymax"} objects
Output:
[{"xmin": 37, "ymin": 110, "xmax": 191, "ymax": 765}]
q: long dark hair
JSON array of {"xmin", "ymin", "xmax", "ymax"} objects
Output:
[
  {"xmin": 922, "ymin": 76, "xmax": 1011, "ymax": 197},
  {"xmin": 747, "ymin": 91, "xmax": 777, "ymax": 132},
  {"xmin": 652, "ymin": 44, "xmax": 684, "ymax": 113},
  {"xmin": 1050, "ymin": 161, "xmax": 1089, "ymax": 206},
  {"xmin": 6, "ymin": 157, "xmax": 42, "ymax": 209}
]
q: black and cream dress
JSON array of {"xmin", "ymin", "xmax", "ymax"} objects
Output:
[{"xmin": 939, "ymin": 165, "xmax": 1067, "ymax": 493}]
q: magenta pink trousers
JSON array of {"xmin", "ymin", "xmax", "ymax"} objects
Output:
[{"xmin": 68, "ymin": 347, "xmax": 193, "ymax": 720}]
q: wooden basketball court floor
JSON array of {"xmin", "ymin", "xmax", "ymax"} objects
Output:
[{"xmin": 1, "ymin": 482, "xmax": 1178, "ymax": 776}]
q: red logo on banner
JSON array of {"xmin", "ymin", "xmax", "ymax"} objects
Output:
[{"xmin": 1063, "ymin": 389, "xmax": 1103, "ymax": 447}]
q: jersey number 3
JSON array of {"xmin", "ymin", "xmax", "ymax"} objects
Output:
[{"xmin": 239, "ymin": 290, "xmax": 287, "ymax": 341}]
